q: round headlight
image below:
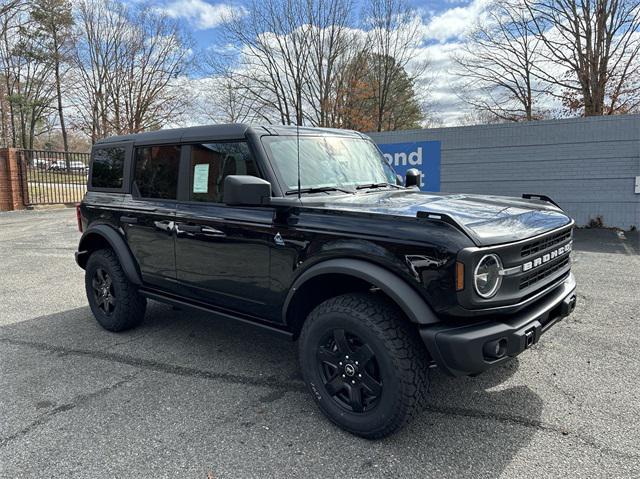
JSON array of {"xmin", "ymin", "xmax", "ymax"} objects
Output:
[{"xmin": 474, "ymin": 254, "xmax": 503, "ymax": 298}]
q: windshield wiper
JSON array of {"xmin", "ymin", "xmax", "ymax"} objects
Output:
[
  {"xmin": 355, "ymin": 182, "xmax": 402, "ymax": 190},
  {"xmin": 285, "ymin": 186, "xmax": 355, "ymax": 195}
]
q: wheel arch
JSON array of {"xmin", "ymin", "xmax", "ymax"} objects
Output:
[
  {"xmin": 76, "ymin": 224, "xmax": 142, "ymax": 286},
  {"xmin": 283, "ymin": 258, "xmax": 440, "ymax": 337}
]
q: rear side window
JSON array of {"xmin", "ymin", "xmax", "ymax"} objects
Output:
[
  {"xmin": 190, "ymin": 142, "xmax": 258, "ymax": 203},
  {"xmin": 133, "ymin": 145, "xmax": 180, "ymax": 200},
  {"xmin": 91, "ymin": 147, "xmax": 125, "ymax": 189}
]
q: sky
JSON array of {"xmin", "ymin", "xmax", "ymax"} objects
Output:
[{"xmin": 146, "ymin": 0, "xmax": 490, "ymax": 125}]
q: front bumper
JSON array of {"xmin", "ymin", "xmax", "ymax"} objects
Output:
[{"xmin": 420, "ymin": 273, "xmax": 577, "ymax": 376}]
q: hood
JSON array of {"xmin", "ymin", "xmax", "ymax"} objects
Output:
[{"xmin": 302, "ymin": 190, "xmax": 572, "ymax": 246}]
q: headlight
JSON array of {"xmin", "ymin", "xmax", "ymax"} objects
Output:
[{"xmin": 474, "ymin": 254, "xmax": 503, "ymax": 298}]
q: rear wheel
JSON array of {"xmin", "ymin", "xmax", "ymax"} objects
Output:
[
  {"xmin": 85, "ymin": 248, "xmax": 146, "ymax": 332},
  {"xmin": 298, "ymin": 293, "xmax": 430, "ymax": 439}
]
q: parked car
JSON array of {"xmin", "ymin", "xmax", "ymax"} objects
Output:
[
  {"xmin": 70, "ymin": 160, "xmax": 88, "ymax": 171},
  {"xmin": 47, "ymin": 160, "xmax": 64, "ymax": 171},
  {"xmin": 48, "ymin": 160, "xmax": 88, "ymax": 172},
  {"xmin": 31, "ymin": 157, "xmax": 53, "ymax": 169},
  {"xmin": 75, "ymin": 125, "xmax": 577, "ymax": 438}
]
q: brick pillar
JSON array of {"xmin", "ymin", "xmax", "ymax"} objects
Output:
[{"xmin": 0, "ymin": 148, "xmax": 26, "ymax": 211}]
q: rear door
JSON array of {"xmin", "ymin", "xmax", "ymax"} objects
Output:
[
  {"xmin": 121, "ymin": 144, "xmax": 180, "ymax": 291},
  {"xmin": 174, "ymin": 141, "xmax": 277, "ymax": 320}
]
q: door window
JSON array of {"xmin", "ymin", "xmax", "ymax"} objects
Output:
[
  {"xmin": 189, "ymin": 142, "xmax": 258, "ymax": 203},
  {"xmin": 91, "ymin": 147, "xmax": 125, "ymax": 189},
  {"xmin": 133, "ymin": 145, "xmax": 180, "ymax": 199}
]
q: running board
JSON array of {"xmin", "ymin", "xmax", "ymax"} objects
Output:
[{"xmin": 139, "ymin": 288, "xmax": 294, "ymax": 340}]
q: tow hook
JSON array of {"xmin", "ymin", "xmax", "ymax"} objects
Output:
[
  {"xmin": 560, "ymin": 294, "xmax": 577, "ymax": 317},
  {"xmin": 524, "ymin": 328, "xmax": 535, "ymax": 349}
]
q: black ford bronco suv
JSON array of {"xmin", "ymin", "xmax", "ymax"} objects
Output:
[{"xmin": 76, "ymin": 124, "xmax": 577, "ymax": 438}]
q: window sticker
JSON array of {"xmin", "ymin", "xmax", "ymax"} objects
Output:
[{"xmin": 193, "ymin": 163, "xmax": 209, "ymax": 193}]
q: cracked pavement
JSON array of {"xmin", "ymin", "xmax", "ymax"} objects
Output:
[{"xmin": 0, "ymin": 208, "xmax": 639, "ymax": 478}]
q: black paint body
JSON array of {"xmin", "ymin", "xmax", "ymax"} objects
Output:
[{"xmin": 76, "ymin": 124, "xmax": 577, "ymax": 376}]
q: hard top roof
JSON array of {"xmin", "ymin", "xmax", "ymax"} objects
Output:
[{"xmin": 94, "ymin": 124, "xmax": 366, "ymax": 146}]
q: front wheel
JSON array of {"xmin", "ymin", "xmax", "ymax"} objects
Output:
[
  {"xmin": 85, "ymin": 248, "xmax": 146, "ymax": 332},
  {"xmin": 298, "ymin": 293, "xmax": 430, "ymax": 439}
]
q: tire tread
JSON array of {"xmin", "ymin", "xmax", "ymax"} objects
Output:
[
  {"xmin": 299, "ymin": 292, "xmax": 430, "ymax": 439},
  {"xmin": 85, "ymin": 248, "xmax": 146, "ymax": 332}
]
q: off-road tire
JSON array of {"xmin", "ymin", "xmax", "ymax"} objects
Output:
[
  {"xmin": 298, "ymin": 292, "xmax": 430, "ymax": 439},
  {"xmin": 85, "ymin": 248, "xmax": 146, "ymax": 332}
]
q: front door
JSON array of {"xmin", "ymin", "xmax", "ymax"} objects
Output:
[{"xmin": 174, "ymin": 141, "xmax": 277, "ymax": 320}]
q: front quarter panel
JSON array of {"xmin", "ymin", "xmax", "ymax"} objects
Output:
[{"xmin": 270, "ymin": 207, "xmax": 473, "ymax": 315}]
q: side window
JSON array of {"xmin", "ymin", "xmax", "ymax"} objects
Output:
[
  {"xmin": 91, "ymin": 147, "xmax": 125, "ymax": 189},
  {"xmin": 190, "ymin": 142, "xmax": 258, "ymax": 203},
  {"xmin": 133, "ymin": 145, "xmax": 180, "ymax": 200}
]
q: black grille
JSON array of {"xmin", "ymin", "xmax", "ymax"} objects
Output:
[
  {"xmin": 521, "ymin": 229, "xmax": 572, "ymax": 257},
  {"xmin": 519, "ymin": 256, "xmax": 570, "ymax": 289}
]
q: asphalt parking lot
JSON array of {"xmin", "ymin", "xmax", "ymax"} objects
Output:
[{"xmin": 1, "ymin": 208, "xmax": 639, "ymax": 478}]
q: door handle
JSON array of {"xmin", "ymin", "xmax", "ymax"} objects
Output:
[
  {"xmin": 201, "ymin": 226, "xmax": 226, "ymax": 237},
  {"xmin": 120, "ymin": 216, "xmax": 138, "ymax": 224},
  {"xmin": 176, "ymin": 223, "xmax": 202, "ymax": 234}
]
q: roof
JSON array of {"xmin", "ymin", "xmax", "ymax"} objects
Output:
[
  {"xmin": 258, "ymin": 125, "xmax": 365, "ymax": 138},
  {"xmin": 95, "ymin": 124, "xmax": 251, "ymax": 145},
  {"xmin": 94, "ymin": 124, "xmax": 366, "ymax": 145}
]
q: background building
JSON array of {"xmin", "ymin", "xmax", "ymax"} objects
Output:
[{"xmin": 372, "ymin": 115, "xmax": 640, "ymax": 230}]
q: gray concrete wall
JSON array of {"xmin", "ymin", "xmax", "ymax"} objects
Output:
[{"xmin": 369, "ymin": 115, "xmax": 640, "ymax": 229}]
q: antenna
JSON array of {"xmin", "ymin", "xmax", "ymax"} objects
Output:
[{"xmin": 296, "ymin": 96, "xmax": 301, "ymax": 199}]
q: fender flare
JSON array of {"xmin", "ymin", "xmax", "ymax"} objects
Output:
[
  {"xmin": 283, "ymin": 258, "xmax": 440, "ymax": 325},
  {"xmin": 76, "ymin": 224, "xmax": 142, "ymax": 285}
]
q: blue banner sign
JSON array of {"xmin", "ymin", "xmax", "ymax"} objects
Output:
[{"xmin": 377, "ymin": 141, "xmax": 441, "ymax": 191}]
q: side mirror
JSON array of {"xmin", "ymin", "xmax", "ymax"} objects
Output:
[
  {"xmin": 405, "ymin": 168, "xmax": 421, "ymax": 188},
  {"xmin": 224, "ymin": 175, "xmax": 271, "ymax": 206}
]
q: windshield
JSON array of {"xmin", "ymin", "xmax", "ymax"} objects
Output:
[{"xmin": 261, "ymin": 135, "xmax": 397, "ymax": 193}]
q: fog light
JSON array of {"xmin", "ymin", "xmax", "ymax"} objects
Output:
[{"xmin": 483, "ymin": 338, "xmax": 507, "ymax": 359}]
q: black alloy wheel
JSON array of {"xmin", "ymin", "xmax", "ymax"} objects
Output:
[
  {"xmin": 85, "ymin": 248, "xmax": 146, "ymax": 332},
  {"xmin": 298, "ymin": 293, "xmax": 430, "ymax": 439},
  {"xmin": 91, "ymin": 267, "xmax": 115, "ymax": 315},
  {"xmin": 317, "ymin": 329, "xmax": 383, "ymax": 413}
]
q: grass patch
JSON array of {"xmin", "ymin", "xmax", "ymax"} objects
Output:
[
  {"xmin": 27, "ymin": 169, "xmax": 88, "ymax": 185},
  {"xmin": 27, "ymin": 181, "xmax": 86, "ymax": 204}
]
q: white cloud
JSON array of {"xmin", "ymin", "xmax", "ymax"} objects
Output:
[
  {"xmin": 423, "ymin": 0, "xmax": 490, "ymax": 42},
  {"xmin": 175, "ymin": 0, "xmax": 530, "ymax": 127},
  {"xmin": 160, "ymin": 0, "xmax": 244, "ymax": 30}
]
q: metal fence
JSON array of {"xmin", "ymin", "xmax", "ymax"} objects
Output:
[{"xmin": 18, "ymin": 149, "xmax": 90, "ymax": 206}]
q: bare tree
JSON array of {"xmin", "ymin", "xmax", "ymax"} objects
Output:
[
  {"xmin": 0, "ymin": 0, "xmax": 22, "ymax": 146},
  {"xmin": 71, "ymin": 0, "xmax": 126, "ymax": 141},
  {"xmin": 304, "ymin": 0, "xmax": 357, "ymax": 127},
  {"xmin": 219, "ymin": 0, "xmax": 314, "ymax": 126},
  {"xmin": 209, "ymin": 0, "xmax": 427, "ymax": 129},
  {"xmin": 0, "ymin": 0, "xmax": 56, "ymax": 149},
  {"xmin": 525, "ymin": 0, "xmax": 640, "ymax": 115},
  {"xmin": 71, "ymin": 0, "xmax": 191, "ymax": 141},
  {"xmin": 453, "ymin": 0, "xmax": 547, "ymax": 121},
  {"xmin": 118, "ymin": 8, "xmax": 192, "ymax": 132},
  {"xmin": 192, "ymin": 74, "xmax": 264, "ymax": 124},
  {"xmin": 458, "ymin": 108, "xmax": 510, "ymax": 126},
  {"xmin": 363, "ymin": 0, "xmax": 425, "ymax": 131},
  {"xmin": 30, "ymin": 0, "xmax": 73, "ymax": 152},
  {"xmin": 333, "ymin": 50, "xmax": 423, "ymax": 131}
]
